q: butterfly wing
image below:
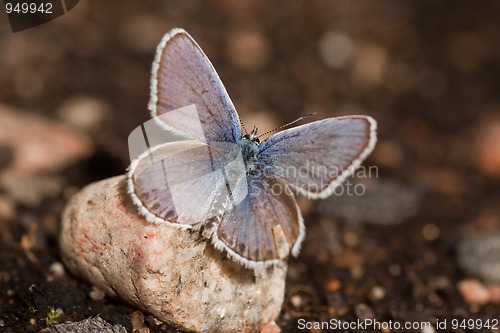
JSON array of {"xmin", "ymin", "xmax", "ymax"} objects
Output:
[
  {"xmin": 127, "ymin": 140, "xmax": 247, "ymax": 229},
  {"xmin": 258, "ymin": 116, "xmax": 377, "ymax": 199},
  {"xmin": 210, "ymin": 171, "xmax": 305, "ymax": 269},
  {"xmin": 150, "ymin": 28, "xmax": 241, "ymax": 143}
]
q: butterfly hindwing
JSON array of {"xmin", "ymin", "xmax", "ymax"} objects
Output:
[
  {"xmin": 128, "ymin": 140, "xmax": 245, "ymax": 229},
  {"xmin": 211, "ymin": 171, "xmax": 305, "ymax": 268}
]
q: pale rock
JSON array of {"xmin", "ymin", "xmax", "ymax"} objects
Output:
[
  {"xmin": 457, "ymin": 279, "xmax": 490, "ymax": 305},
  {"xmin": 60, "ymin": 175, "xmax": 287, "ymax": 333},
  {"xmin": 57, "ymin": 95, "xmax": 109, "ymax": 132},
  {"xmin": 0, "ymin": 104, "xmax": 93, "ymax": 185},
  {"xmin": 40, "ymin": 316, "xmax": 127, "ymax": 333},
  {"xmin": 457, "ymin": 231, "xmax": 500, "ymax": 283}
]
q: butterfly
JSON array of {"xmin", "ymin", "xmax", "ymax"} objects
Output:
[{"xmin": 127, "ymin": 28, "xmax": 377, "ymax": 269}]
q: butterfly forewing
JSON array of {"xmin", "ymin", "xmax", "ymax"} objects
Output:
[
  {"xmin": 151, "ymin": 29, "xmax": 241, "ymax": 143},
  {"xmin": 258, "ymin": 116, "xmax": 377, "ymax": 199}
]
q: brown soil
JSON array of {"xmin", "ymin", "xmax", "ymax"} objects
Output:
[{"xmin": 1, "ymin": 1, "xmax": 500, "ymax": 332}]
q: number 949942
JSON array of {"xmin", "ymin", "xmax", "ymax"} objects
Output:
[{"xmin": 5, "ymin": 2, "xmax": 53, "ymax": 14}]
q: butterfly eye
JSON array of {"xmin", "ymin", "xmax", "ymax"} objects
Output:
[{"xmin": 254, "ymin": 138, "xmax": 260, "ymax": 144}]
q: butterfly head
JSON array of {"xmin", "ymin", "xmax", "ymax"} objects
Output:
[
  {"xmin": 243, "ymin": 126, "xmax": 260, "ymax": 144},
  {"xmin": 240, "ymin": 126, "xmax": 261, "ymax": 165}
]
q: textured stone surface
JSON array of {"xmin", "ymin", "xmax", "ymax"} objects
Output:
[
  {"xmin": 60, "ymin": 175, "xmax": 287, "ymax": 333},
  {"xmin": 40, "ymin": 316, "xmax": 127, "ymax": 333}
]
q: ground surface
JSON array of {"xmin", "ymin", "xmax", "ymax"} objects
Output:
[{"xmin": 1, "ymin": 1, "xmax": 500, "ymax": 332}]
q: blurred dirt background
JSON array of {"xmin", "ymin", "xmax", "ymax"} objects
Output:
[{"xmin": 1, "ymin": 0, "xmax": 500, "ymax": 332}]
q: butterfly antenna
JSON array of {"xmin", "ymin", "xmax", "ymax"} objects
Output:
[
  {"xmin": 257, "ymin": 112, "xmax": 317, "ymax": 138},
  {"xmin": 239, "ymin": 116, "xmax": 249, "ymax": 135}
]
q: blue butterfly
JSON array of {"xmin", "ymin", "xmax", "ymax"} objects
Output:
[{"xmin": 128, "ymin": 28, "xmax": 377, "ymax": 269}]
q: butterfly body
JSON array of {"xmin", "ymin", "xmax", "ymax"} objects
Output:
[
  {"xmin": 239, "ymin": 127, "xmax": 261, "ymax": 172},
  {"xmin": 127, "ymin": 28, "xmax": 377, "ymax": 269}
]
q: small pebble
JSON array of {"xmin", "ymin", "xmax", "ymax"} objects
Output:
[
  {"xmin": 60, "ymin": 176, "xmax": 286, "ymax": 333},
  {"xmin": 226, "ymin": 28, "xmax": 271, "ymax": 70},
  {"xmin": 0, "ymin": 104, "xmax": 93, "ymax": 184},
  {"xmin": 326, "ymin": 279, "xmax": 342, "ymax": 293},
  {"xmin": 457, "ymin": 279, "xmax": 490, "ymax": 305},
  {"xmin": 422, "ymin": 224, "xmax": 440, "ymax": 241},
  {"xmin": 319, "ymin": 179, "xmax": 421, "ymax": 226},
  {"xmin": 0, "ymin": 195, "xmax": 15, "ymax": 221},
  {"xmin": 354, "ymin": 303, "xmax": 376, "ymax": 320},
  {"xmin": 351, "ymin": 42, "xmax": 387, "ymax": 86},
  {"xmin": 290, "ymin": 295, "xmax": 303, "ymax": 308},
  {"xmin": 130, "ymin": 311, "xmax": 149, "ymax": 333},
  {"xmin": 369, "ymin": 285, "xmax": 386, "ymax": 301},
  {"xmin": 457, "ymin": 231, "xmax": 500, "ymax": 283},
  {"xmin": 318, "ymin": 30, "xmax": 354, "ymax": 69},
  {"xmin": 475, "ymin": 118, "xmax": 500, "ymax": 177},
  {"xmin": 260, "ymin": 321, "xmax": 281, "ymax": 333},
  {"xmin": 48, "ymin": 262, "xmax": 65, "ymax": 280},
  {"xmin": 57, "ymin": 95, "xmax": 109, "ymax": 132},
  {"xmin": 421, "ymin": 324, "xmax": 436, "ymax": 333},
  {"xmin": 40, "ymin": 316, "xmax": 127, "ymax": 333},
  {"xmin": 89, "ymin": 286, "xmax": 106, "ymax": 301},
  {"xmin": 433, "ymin": 276, "xmax": 450, "ymax": 290}
]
